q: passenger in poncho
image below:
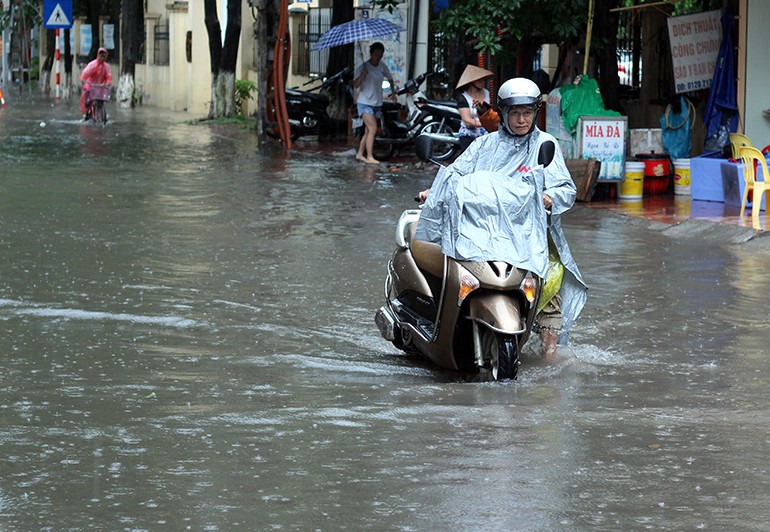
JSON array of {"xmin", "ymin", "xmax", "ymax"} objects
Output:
[{"xmin": 415, "ymin": 77, "xmax": 587, "ymax": 361}]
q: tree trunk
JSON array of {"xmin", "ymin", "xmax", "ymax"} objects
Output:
[
  {"xmin": 323, "ymin": 0, "xmax": 355, "ymax": 137},
  {"xmin": 203, "ymin": 0, "xmax": 241, "ymax": 118},
  {"xmin": 85, "ymin": 0, "xmax": 102, "ymax": 59},
  {"xmin": 253, "ymin": 0, "xmax": 269, "ymax": 134},
  {"xmin": 64, "ymin": 28, "xmax": 73, "ymax": 97},
  {"xmin": 220, "ymin": 0, "xmax": 242, "ymax": 117},
  {"xmin": 118, "ymin": 0, "xmax": 144, "ymax": 107},
  {"xmin": 326, "ymin": 0, "xmax": 353, "ymax": 78},
  {"xmin": 41, "ymin": 29, "xmax": 55, "ymax": 95},
  {"xmin": 593, "ymin": 0, "xmax": 621, "ymax": 112},
  {"xmin": 204, "ymin": 0, "xmax": 223, "ymax": 118}
]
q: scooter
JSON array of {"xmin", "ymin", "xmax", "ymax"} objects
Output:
[
  {"xmin": 357, "ymin": 67, "xmax": 462, "ymax": 162},
  {"xmin": 374, "ymin": 136, "xmax": 555, "ymax": 380},
  {"xmin": 284, "ymin": 67, "xmax": 353, "ymax": 140}
]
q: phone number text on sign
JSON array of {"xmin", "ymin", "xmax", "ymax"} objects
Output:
[
  {"xmin": 676, "ymin": 78, "xmax": 712, "ymax": 93},
  {"xmin": 667, "ymin": 10, "xmax": 721, "ymax": 94}
]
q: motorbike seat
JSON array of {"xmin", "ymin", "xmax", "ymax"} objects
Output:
[
  {"xmin": 411, "ymin": 239, "xmax": 445, "ymax": 279},
  {"xmin": 285, "ymin": 88, "xmax": 329, "ymax": 105},
  {"xmin": 419, "ymin": 97, "xmax": 458, "ymax": 108}
]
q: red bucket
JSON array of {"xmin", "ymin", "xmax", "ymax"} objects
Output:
[{"xmin": 635, "ymin": 154, "xmax": 672, "ymax": 195}]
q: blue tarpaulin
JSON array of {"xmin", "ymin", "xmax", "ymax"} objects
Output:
[{"xmin": 703, "ymin": 7, "xmax": 738, "ymax": 152}]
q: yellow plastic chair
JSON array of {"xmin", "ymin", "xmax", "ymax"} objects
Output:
[
  {"xmin": 738, "ymin": 145, "xmax": 770, "ymax": 226},
  {"xmin": 730, "ymin": 133, "xmax": 752, "ymax": 159}
]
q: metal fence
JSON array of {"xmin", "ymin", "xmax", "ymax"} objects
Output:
[
  {"xmin": 617, "ymin": 8, "xmax": 640, "ymax": 89},
  {"xmin": 296, "ymin": 7, "xmax": 331, "ymax": 77}
]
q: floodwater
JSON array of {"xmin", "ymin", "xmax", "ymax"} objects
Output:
[{"xmin": 2, "ymin": 96, "xmax": 770, "ymax": 530}]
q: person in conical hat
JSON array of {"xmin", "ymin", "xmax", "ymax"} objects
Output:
[{"xmin": 455, "ymin": 65, "xmax": 494, "ymax": 152}]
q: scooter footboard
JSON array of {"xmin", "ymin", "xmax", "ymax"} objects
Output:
[{"xmin": 467, "ymin": 293, "xmax": 525, "ymax": 334}]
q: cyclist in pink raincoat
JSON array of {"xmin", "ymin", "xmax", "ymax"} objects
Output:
[{"xmin": 79, "ymin": 47, "xmax": 113, "ymax": 117}]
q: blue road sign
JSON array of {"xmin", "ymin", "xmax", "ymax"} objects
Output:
[{"xmin": 44, "ymin": 0, "xmax": 73, "ymax": 29}]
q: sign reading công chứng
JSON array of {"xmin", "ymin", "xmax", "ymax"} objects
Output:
[{"xmin": 667, "ymin": 10, "xmax": 721, "ymax": 94}]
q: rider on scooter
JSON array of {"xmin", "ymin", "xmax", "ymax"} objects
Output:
[{"xmin": 415, "ymin": 77, "xmax": 588, "ymax": 361}]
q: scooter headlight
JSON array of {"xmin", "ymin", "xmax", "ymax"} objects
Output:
[
  {"xmin": 458, "ymin": 266, "xmax": 480, "ymax": 305},
  {"xmin": 520, "ymin": 274, "xmax": 538, "ymax": 304}
]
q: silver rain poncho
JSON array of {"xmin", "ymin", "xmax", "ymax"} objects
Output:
[{"xmin": 414, "ymin": 127, "xmax": 588, "ymax": 338}]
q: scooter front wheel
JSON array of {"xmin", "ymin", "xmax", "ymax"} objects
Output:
[{"xmin": 479, "ymin": 329, "xmax": 519, "ymax": 381}]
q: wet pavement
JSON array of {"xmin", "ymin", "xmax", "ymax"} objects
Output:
[
  {"xmin": 587, "ymin": 192, "xmax": 767, "ymax": 234},
  {"xmin": 2, "ymin": 95, "xmax": 770, "ymax": 530}
]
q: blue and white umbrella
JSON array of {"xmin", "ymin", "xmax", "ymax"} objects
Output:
[{"xmin": 311, "ymin": 18, "xmax": 404, "ymax": 51}]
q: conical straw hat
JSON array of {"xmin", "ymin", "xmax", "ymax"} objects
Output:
[{"xmin": 455, "ymin": 65, "xmax": 493, "ymax": 90}]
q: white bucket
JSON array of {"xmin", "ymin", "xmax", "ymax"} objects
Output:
[
  {"xmin": 619, "ymin": 161, "xmax": 645, "ymax": 199},
  {"xmin": 673, "ymin": 158, "xmax": 691, "ymax": 196}
]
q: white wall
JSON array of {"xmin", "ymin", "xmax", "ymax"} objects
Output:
[{"xmin": 745, "ymin": 0, "xmax": 770, "ymax": 146}]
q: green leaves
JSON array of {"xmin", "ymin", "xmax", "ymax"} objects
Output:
[
  {"xmin": 437, "ymin": 0, "xmax": 520, "ymax": 54},
  {"xmin": 435, "ymin": 0, "xmax": 587, "ymax": 56}
]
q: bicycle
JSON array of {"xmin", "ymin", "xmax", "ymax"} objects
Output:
[{"xmin": 85, "ymin": 83, "xmax": 112, "ymax": 125}]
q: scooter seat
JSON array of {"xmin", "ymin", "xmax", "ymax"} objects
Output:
[
  {"xmin": 412, "ymin": 239, "xmax": 444, "ymax": 279},
  {"xmin": 419, "ymin": 97, "xmax": 458, "ymax": 108},
  {"xmin": 285, "ymin": 88, "xmax": 329, "ymax": 106}
]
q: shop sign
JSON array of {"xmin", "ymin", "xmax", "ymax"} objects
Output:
[
  {"xmin": 578, "ymin": 116, "xmax": 628, "ymax": 182},
  {"xmin": 667, "ymin": 10, "xmax": 721, "ymax": 94}
]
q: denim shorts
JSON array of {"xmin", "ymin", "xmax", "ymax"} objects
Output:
[{"xmin": 357, "ymin": 103, "xmax": 382, "ymax": 118}]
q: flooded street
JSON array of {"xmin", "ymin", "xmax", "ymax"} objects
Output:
[{"xmin": 2, "ymin": 96, "xmax": 770, "ymax": 530}]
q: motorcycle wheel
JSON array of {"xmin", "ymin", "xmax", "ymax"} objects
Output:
[
  {"xmin": 420, "ymin": 121, "xmax": 458, "ymax": 162},
  {"xmin": 478, "ymin": 329, "xmax": 520, "ymax": 381},
  {"xmin": 372, "ymin": 139, "xmax": 396, "ymax": 162}
]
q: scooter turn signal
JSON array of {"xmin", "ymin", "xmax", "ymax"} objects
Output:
[
  {"xmin": 458, "ymin": 266, "xmax": 480, "ymax": 304},
  {"xmin": 521, "ymin": 275, "xmax": 538, "ymax": 304}
]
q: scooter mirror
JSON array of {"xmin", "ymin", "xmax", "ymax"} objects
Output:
[
  {"xmin": 538, "ymin": 140, "xmax": 555, "ymax": 167},
  {"xmin": 414, "ymin": 134, "xmax": 434, "ymax": 162}
]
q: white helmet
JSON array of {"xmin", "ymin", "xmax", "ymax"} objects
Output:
[{"xmin": 496, "ymin": 77, "xmax": 542, "ymax": 136}]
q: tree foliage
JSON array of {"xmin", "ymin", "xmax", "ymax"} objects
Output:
[
  {"xmin": 434, "ymin": 0, "xmax": 588, "ymax": 59},
  {"xmin": 0, "ymin": 0, "xmax": 41, "ymax": 31}
]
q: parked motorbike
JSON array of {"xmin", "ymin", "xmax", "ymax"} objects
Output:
[
  {"xmin": 284, "ymin": 67, "xmax": 353, "ymax": 140},
  {"xmin": 357, "ymin": 67, "xmax": 462, "ymax": 162},
  {"xmin": 374, "ymin": 136, "xmax": 556, "ymax": 381}
]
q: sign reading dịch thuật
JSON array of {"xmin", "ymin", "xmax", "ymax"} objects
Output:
[{"xmin": 667, "ymin": 10, "xmax": 721, "ymax": 94}]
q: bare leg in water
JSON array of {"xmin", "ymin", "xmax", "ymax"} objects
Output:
[
  {"xmin": 540, "ymin": 327, "xmax": 559, "ymax": 363},
  {"xmin": 357, "ymin": 112, "xmax": 380, "ymax": 164}
]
